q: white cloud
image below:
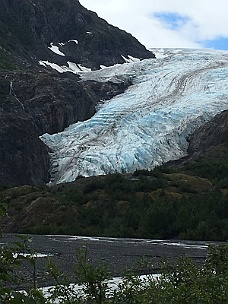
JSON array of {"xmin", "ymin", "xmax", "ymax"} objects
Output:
[{"xmin": 80, "ymin": 0, "xmax": 228, "ymax": 50}]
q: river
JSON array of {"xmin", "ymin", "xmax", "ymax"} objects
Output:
[{"xmin": 1, "ymin": 233, "xmax": 218, "ymax": 289}]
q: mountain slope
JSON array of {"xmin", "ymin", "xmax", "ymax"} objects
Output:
[
  {"xmin": 0, "ymin": 0, "xmax": 154, "ymax": 186},
  {"xmin": 1, "ymin": 149, "xmax": 227, "ymax": 240},
  {"xmin": 0, "ymin": 0, "xmax": 154, "ymax": 69},
  {"xmin": 188, "ymin": 110, "xmax": 228, "ymax": 153}
]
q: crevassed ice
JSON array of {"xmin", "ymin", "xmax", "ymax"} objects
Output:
[{"xmin": 40, "ymin": 49, "xmax": 228, "ymax": 184}]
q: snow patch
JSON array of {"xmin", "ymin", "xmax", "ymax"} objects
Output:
[
  {"xmin": 100, "ymin": 64, "xmax": 107, "ymax": 69},
  {"xmin": 39, "ymin": 61, "xmax": 66, "ymax": 73},
  {"xmin": 67, "ymin": 39, "xmax": 79, "ymax": 45},
  {"xmin": 48, "ymin": 43, "xmax": 65, "ymax": 56},
  {"xmin": 59, "ymin": 39, "xmax": 79, "ymax": 46},
  {"xmin": 67, "ymin": 61, "xmax": 91, "ymax": 72},
  {"xmin": 39, "ymin": 60, "xmax": 91, "ymax": 74},
  {"xmin": 121, "ymin": 55, "xmax": 140, "ymax": 63},
  {"xmin": 128, "ymin": 55, "xmax": 141, "ymax": 62}
]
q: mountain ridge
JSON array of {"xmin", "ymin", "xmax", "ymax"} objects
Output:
[{"xmin": 0, "ymin": 0, "xmax": 154, "ymax": 69}]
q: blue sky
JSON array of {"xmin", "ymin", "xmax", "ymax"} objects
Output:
[
  {"xmin": 201, "ymin": 37, "xmax": 228, "ymax": 50},
  {"xmin": 80, "ymin": 0, "xmax": 228, "ymax": 50},
  {"xmin": 152, "ymin": 12, "xmax": 191, "ymax": 31}
]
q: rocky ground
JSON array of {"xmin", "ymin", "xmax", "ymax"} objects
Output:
[{"xmin": 1, "ymin": 233, "xmax": 217, "ymax": 289}]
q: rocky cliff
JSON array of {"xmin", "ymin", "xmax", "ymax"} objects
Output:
[
  {"xmin": 165, "ymin": 109, "xmax": 228, "ymax": 169},
  {"xmin": 0, "ymin": 0, "xmax": 155, "ymax": 185},
  {"xmin": 187, "ymin": 110, "xmax": 228, "ymax": 153},
  {"xmin": 0, "ymin": 0, "xmax": 154, "ymax": 69},
  {"xmin": 0, "ymin": 69, "xmax": 131, "ymax": 185}
]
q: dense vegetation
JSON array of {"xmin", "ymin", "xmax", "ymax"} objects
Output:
[{"xmin": 1, "ymin": 144, "xmax": 228, "ymax": 241}]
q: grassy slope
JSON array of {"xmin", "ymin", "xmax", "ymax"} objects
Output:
[{"xmin": 1, "ymin": 144, "xmax": 227, "ymax": 241}]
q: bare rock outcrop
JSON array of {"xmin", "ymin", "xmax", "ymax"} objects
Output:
[{"xmin": 187, "ymin": 110, "xmax": 228, "ymax": 153}]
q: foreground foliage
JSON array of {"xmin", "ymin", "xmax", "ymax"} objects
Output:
[{"xmin": 0, "ymin": 240, "xmax": 227, "ymax": 303}]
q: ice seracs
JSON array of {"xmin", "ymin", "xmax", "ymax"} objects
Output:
[{"xmin": 40, "ymin": 49, "xmax": 228, "ymax": 185}]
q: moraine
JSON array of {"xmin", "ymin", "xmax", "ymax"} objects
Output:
[{"xmin": 40, "ymin": 48, "xmax": 228, "ymax": 184}]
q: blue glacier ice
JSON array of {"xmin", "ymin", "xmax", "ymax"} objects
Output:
[{"xmin": 40, "ymin": 48, "xmax": 228, "ymax": 184}]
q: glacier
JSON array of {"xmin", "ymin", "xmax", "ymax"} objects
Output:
[{"xmin": 40, "ymin": 48, "xmax": 228, "ymax": 185}]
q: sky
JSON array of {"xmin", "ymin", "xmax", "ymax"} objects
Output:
[{"xmin": 80, "ymin": 0, "xmax": 228, "ymax": 50}]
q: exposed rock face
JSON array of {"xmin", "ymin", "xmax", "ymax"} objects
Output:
[
  {"xmin": 0, "ymin": 0, "xmax": 154, "ymax": 186},
  {"xmin": 0, "ymin": 69, "xmax": 131, "ymax": 185},
  {"xmin": 187, "ymin": 110, "xmax": 228, "ymax": 153},
  {"xmin": 0, "ymin": 0, "xmax": 154, "ymax": 69},
  {"xmin": 2, "ymin": 70, "xmax": 130, "ymax": 135},
  {"xmin": 165, "ymin": 110, "xmax": 228, "ymax": 168},
  {"xmin": 0, "ymin": 111, "xmax": 50, "ymax": 185}
]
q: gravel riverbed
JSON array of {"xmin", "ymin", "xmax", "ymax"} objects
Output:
[{"xmin": 1, "ymin": 233, "xmax": 217, "ymax": 289}]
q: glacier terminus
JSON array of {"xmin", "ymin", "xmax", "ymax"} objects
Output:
[{"xmin": 40, "ymin": 48, "xmax": 228, "ymax": 184}]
